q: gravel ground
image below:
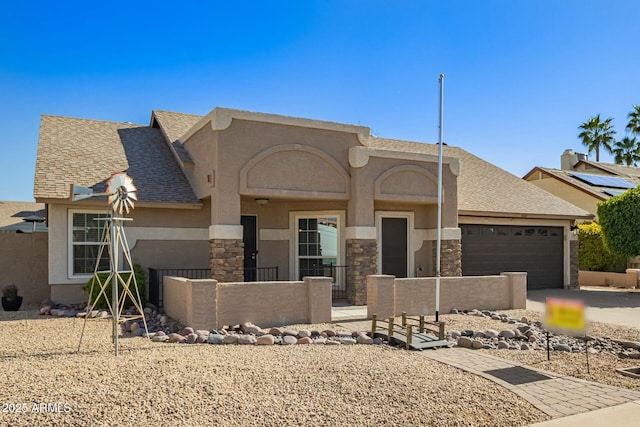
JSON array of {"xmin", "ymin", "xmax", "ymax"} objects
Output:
[
  {"xmin": 0, "ymin": 309, "xmax": 550, "ymax": 427},
  {"xmin": 438, "ymin": 309, "xmax": 640, "ymax": 391},
  {"xmin": 2, "ymin": 308, "xmax": 639, "ymax": 426}
]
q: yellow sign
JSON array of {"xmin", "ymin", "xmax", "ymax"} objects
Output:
[{"xmin": 545, "ymin": 298, "xmax": 586, "ymax": 333}]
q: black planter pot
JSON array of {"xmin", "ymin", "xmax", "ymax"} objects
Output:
[{"xmin": 2, "ymin": 296, "xmax": 23, "ymax": 311}]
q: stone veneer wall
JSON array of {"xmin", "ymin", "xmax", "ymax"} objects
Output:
[
  {"xmin": 346, "ymin": 239, "xmax": 377, "ymax": 305},
  {"xmin": 210, "ymin": 239, "xmax": 245, "ymax": 282},
  {"xmin": 569, "ymin": 239, "xmax": 579, "ymax": 289},
  {"xmin": 433, "ymin": 239, "xmax": 462, "ymax": 277}
]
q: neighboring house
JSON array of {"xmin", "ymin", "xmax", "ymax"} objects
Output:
[
  {"xmin": 523, "ymin": 149, "xmax": 640, "ymax": 221},
  {"xmin": 0, "ymin": 201, "xmax": 49, "ymax": 305},
  {"xmin": 34, "ymin": 108, "xmax": 591, "ymax": 305}
]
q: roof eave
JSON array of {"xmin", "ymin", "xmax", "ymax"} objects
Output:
[{"xmin": 458, "ymin": 209, "xmax": 594, "ymax": 221}]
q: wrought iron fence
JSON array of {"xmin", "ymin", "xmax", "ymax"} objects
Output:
[
  {"xmin": 148, "ymin": 266, "xmax": 280, "ymax": 308},
  {"xmin": 299, "ymin": 264, "xmax": 349, "ymax": 300}
]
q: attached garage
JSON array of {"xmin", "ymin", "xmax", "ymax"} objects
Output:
[{"xmin": 461, "ymin": 224, "xmax": 564, "ymax": 289}]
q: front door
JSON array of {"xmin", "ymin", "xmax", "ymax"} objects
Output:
[
  {"xmin": 241, "ymin": 215, "xmax": 257, "ymax": 281},
  {"xmin": 381, "ymin": 217, "xmax": 408, "ymax": 278}
]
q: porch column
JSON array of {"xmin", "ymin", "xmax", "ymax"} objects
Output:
[
  {"xmin": 209, "ymin": 225, "xmax": 245, "ymax": 282},
  {"xmin": 569, "ymin": 238, "xmax": 579, "ymax": 289},
  {"xmin": 345, "ymin": 228, "xmax": 377, "ymax": 305}
]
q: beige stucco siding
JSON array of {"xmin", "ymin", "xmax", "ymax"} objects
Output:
[{"xmin": 527, "ymin": 177, "xmax": 601, "ymax": 219}]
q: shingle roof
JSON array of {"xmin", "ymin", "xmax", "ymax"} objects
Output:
[
  {"xmin": 34, "ymin": 115, "xmax": 200, "ymax": 205},
  {"xmin": 0, "ymin": 201, "xmax": 47, "ymax": 232},
  {"xmin": 577, "ymin": 160, "xmax": 640, "ymax": 178},
  {"xmin": 151, "ymin": 110, "xmax": 203, "ymax": 165},
  {"xmin": 369, "ymin": 138, "xmax": 592, "ymax": 219}
]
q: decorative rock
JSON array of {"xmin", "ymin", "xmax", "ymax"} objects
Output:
[
  {"xmin": 471, "ymin": 340, "xmax": 483, "ymax": 349},
  {"xmin": 242, "ymin": 323, "xmax": 262, "ymax": 335},
  {"xmin": 237, "ymin": 335, "xmax": 257, "ymax": 345},
  {"xmin": 134, "ymin": 327, "xmax": 145, "ymax": 337},
  {"xmin": 186, "ymin": 333, "xmax": 198, "ymax": 344},
  {"xmin": 151, "ymin": 334, "xmax": 169, "ymax": 343},
  {"xmin": 322, "ymin": 329, "xmax": 337, "ymax": 337},
  {"xmin": 325, "ymin": 339, "xmax": 341, "ymax": 345},
  {"xmin": 497, "ymin": 341, "xmax": 509, "ymax": 349},
  {"xmin": 373, "ymin": 337, "xmax": 383, "ymax": 345},
  {"xmin": 257, "ymin": 334, "xmax": 275, "ymax": 345},
  {"xmin": 269, "ymin": 327, "xmax": 283, "ymax": 336},
  {"xmin": 499, "ymin": 330, "xmax": 516, "ymax": 339},
  {"xmin": 97, "ymin": 311, "xmax": 108, "ymax": 318},
  {"xmin": 223, "ymin": 335, "xmax": 239, "ymax": 345},
  {"xmin": 461, "ymin": 330, "xmax": 474, "ymax": 337},
  {"xmin": 207, "ymin": 334, "xmax": 224, "ymax": 344},
  {"xmin": 339, "ymin": 337, "xmax": 357, "ymax": 345},
  {"xmin": 520, "ymin": 343, "xmax": 530, "ymax": 350},
  {"xmin": 180, "ymin": 327, "xmax": 194, "ymax": 337},
  {"xmin": 528, "ymin": 335, "xmax": 537, "ymax": 343},
  {"xmin": 160, "ymin": 315, "xmax": 168, "ymax": 326},
  {"xmin": 449, "ymin": 330, "xmax": 461, "ymax": 339},
  {"xmin": 282, "ymin": 329, "xmax": 298, "ymax": 337},
  {"xmin": 195, "ymin": 330, "xmax": 210, "ymax": 336},
  {"xmin": 485, "ymin": 329, "xmax": 499, "ymax": 338},
  {"xmin": 313, "ymin": 337, "xmax": 327, "ymax": 345},
  {"xmin": 129, "ymin": 322, "xmax": 140, "ymax": 333},
  {"xmin": 168, "ymin": 333, "xmax": 186, "ymax": 343},
  {"xmin": 143, "ymin": 307, "xmax": 152, "ymax": 314},
  {"xmin": 310, "ymin": 330, "xmax": 320, "ymax": 337},
  {"xmin": 473, "ymin": 331, "xmax": 486, "ymax": 339},
  {"xmin": 520, "ymin": 316, "xmax": 529, "ymax": 324},
  {"xmin": 450, "ymin": 308, "xmax": 459, "ymax": 314},
  {"xmin": 39, "ymin": 306, "xmax": 52, "ymax": 315},
  {"xmin": 457, "ymin": 337, "xmax": 473, "ymax": 348},
  {"xmin": 553, "ymin": 343, "xmax": 572, "ymax": 352},
  {"xmin": 282, "ymin": 335, "xmax": 297, "ymax": 345},
  {"xmin": 357, "ymin": 334, "xmax": 373, "ymax": 345},
  {"xmin": 298, "ymin": 329, "xmax": 311, "ymax": 338},
  {"xmin": 297, "ymin": 337, "xmax": 313, "ymax": 345}
]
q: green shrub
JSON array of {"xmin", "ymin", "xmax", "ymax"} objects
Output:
[
  {"xmin": 84, "ymin": 264, "xmax": 146, "ymax": 309},
  {"xmin": 578, "ymin": 222, "xmax": 627, "ymax": 272}
]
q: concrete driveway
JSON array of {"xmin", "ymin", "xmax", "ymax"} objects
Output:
[{"xmin": 527, "ymin": 287, "xmax": 640, "ymax": 329}]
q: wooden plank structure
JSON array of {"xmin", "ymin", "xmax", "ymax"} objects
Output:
[{"xmin": 371, "ymin": 313, "xmax": 449, "ymax": 350}]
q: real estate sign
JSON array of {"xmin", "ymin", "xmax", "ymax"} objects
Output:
[{"xmin": 545, "ymin": 297, "xmax": 586, "ymax": 334}]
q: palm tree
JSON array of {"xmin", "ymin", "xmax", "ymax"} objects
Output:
[
  {"xmin": 578, "ymin": 115, "xmax": 616, "ymax": 162},
  {"xmin": 612, "ymin": 136, "xmax": 640, "ymax": 166},
  {"xmin": 627, "ymin": 105, "xmax": 640, "ymax": 137}
]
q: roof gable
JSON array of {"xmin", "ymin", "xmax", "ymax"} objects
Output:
[{"xmin": 34, "ymin": 115, "xmax": 200, "ymax": 205}]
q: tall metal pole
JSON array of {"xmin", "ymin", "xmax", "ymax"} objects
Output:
[
  {"xmin": 435, "ymin": 74, "xmax": 444, "ymax": 322},
  {"xmin": 111, "ymin": 214, "xmax": 119, "ymax": 356}
]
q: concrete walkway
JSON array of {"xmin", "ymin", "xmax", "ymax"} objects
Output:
[{"xmin": 330, "ymin": 300, "xmax": 640, "ymax": 426}]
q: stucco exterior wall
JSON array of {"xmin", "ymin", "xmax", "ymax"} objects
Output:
[
  {"xmin": 0, "ymin": 233, "xmax": 49, "ymax": 305},
  {"xmin": 526, "ymin": 176, "xmax": 601, "ymax": 218},
  {"xmin": 367, "ymin": 273, "xmax": 527, "ymax": 319},
  {"xmin": 578, "ymin": 270, "xmax": 632, "ymax": 288},
  {"xmin": 163, "ymin": 276, "xmax": 332, "ymax": 330}
]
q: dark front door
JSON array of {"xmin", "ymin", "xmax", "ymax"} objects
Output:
[
  {"xmin": 381, "ymin": 217, "xmax": 408, "ymax": 278},
  {"xmin": 241, "ymin": 215, "xmax": 257, "ymax": 281}
]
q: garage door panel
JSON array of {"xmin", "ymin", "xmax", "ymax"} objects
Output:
[{"xmin": 461, "ymin": 225, "xmax": 563, "ymax": 289}]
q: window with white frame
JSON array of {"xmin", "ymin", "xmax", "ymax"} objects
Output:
[
  {"xmin": 296, "ymin": 216, "xmax": 339, "ymax": 280},
  {"xmin": 70, "ymin": 212, "xmax": 110, "ymax": 275}
]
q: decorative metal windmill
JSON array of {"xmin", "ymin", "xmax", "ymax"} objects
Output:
[{"xmin": 73, "ymin": 172, "xmax": 149, "ymax": 356}]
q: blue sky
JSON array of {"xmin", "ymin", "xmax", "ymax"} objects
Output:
[{"xmin": 1, "ymin": 1, "xmax": 639, "ymax": 201}]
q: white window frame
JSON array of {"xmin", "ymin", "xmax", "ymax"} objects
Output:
[
  {"xmin": 289, "ymin": 211, "xmax": 345, "ymax": 281},
  {"xmin": 376, "ymin": 211, "xmax": 414, "ymax": 278},
  {"xmin": 67, "ymin": 209, "xmax": 111, "ymax": 279}
]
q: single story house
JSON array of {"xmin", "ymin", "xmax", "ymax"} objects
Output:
[{"xmin": 34, "ymin": 108, "xmax": 591, "ymax": 305}]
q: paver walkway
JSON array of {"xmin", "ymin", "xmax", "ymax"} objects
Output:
[{"xmin": 421, "ymin": 347, "xmax": 640, "ymax": 419}]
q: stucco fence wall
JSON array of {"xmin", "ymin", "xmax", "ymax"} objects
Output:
[
  {"xmin": 578, "ymin": 269, "xmax": 640, "ymax": 288},
  {"xmin": 0, "ymin": 233, "xmax": 49, "ymax": 305},
  {"xmin": 367, "ymin": 273, "xmax": 527, "ymax": 320},
  {"xmin": 163, "ymin": 276, "xmax": 332, "ymax": 330}
]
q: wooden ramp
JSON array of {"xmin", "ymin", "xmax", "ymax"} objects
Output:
[{"xmin": 371, "ymin": 314, "xmax": 450, "ymax": 351}]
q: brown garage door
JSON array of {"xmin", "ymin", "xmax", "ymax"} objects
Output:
[{"xmin": 461, "ymin": 225, "xmax": 564, "ymax": 290}]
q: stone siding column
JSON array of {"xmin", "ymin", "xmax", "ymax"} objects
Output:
[
  {"xmin": 433, "ymin": 239, "xmax": 462, "ymax": 277},
  {"xmin": 346, "ymin": 239, "xmax": 377, "ymax": 305},
  {"xmin": 210, "ymin": 239, "xmax": 245, "ymax": 282},
  {"xmin": 569, "ymin": 239, "xmax": 579, "ymax": 289}
]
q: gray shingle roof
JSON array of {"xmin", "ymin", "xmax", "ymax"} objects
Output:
[
  {"xmin": 34, "ymin": 115, "xmax": 200, "ymax": 205},
  {"xmin": 369, "ymin": 138, "xmax": 592, "ymax": 219},
  {"xmin": 151, "ymin": 110, "xmax": 203, "ymax": 165}
]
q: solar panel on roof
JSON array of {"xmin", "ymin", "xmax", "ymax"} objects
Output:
[
  {"xmin": 603, "ymin": 189, "xmax": 627, "ymax": 197},
  {"xmin": 571, "ymin": 173, "xmax": 636, "ymax": 189}
]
